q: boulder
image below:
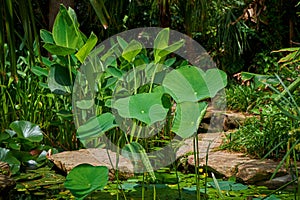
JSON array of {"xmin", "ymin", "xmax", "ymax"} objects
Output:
[
  {"xmin": 236, "ymin": 159, "xmax": 287, "ymax": 184},
  {"xmin": 48, "ymin": 148, "xmax": 134, "ymax": 180},
  {"xmin": 185, "ymin": 151, "xmax": 292, "ymax": 188}
]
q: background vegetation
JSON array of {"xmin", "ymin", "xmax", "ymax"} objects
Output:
[
  {"xmin": 1, "ymin": 0, "xmax": 299, "ymax": 178},
  {"xmin": 1, "ymin": 0, "xmax": 300, "ymax": 199}
]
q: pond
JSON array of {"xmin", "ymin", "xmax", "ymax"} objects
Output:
[{"xmin": 10, "ymin": 166, "xmax": 296, "ymax": 200}]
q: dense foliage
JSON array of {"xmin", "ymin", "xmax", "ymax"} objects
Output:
[{"xmin": 0, "ymin": 0, "xmax": 300, "ymax": 199}]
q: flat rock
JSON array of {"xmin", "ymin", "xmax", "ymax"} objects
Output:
[
  {"xmin": 186, "ymin": 151, "xmax": 289, "ymax": 186},
  {"xmin": 187, "ymin": 151, "xmax": 249, "ymax": 178},
  {"xmin": 176, "ymin": 132, "xmax": 224, "ymax": 159},
  {"xmin": 236, "ymin": 159, "xmax": 287, "ymax": 184},
  {"xmin": 48, "ymin": 148, "xmax": 134, "ymax": 180}
]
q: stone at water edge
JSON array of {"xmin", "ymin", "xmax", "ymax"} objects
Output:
[
  {"xmin": 186, "ymin": 151, "xmax": 292, "ymax": 188},
  {"xmin": 257, "ymin": 174, "xmax": 296, "ymax": 190},
  {"xmin": 236, "ymin": 159, "xmax": 287, "ymax": 184},
  {"xmin": 238, "ymin": 161, "xmax": 300, "ymax": 189},
  {"xmin": 187, "ymin": 151, "xmax": 251, "ymax": 178},
  {"xmin": 47, "ymin": 148, "xmax": 134, "ymax": 180}
]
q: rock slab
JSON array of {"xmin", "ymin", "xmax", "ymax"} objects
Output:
[
  {"xmin": 186, "ymin": 151, "xmax": 291, "ymax": 188},
  {"xmin": 48, "ymin": 148, "xmax": 134, "ymax": 180}
]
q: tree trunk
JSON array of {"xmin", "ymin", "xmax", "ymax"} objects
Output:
[
  {"xmin": 159, "ymin": 0, "xmax": 171, "ymax": 28},
  {"xmin": 48, "ymin": 0, "xmax": 74, "ymax": 30}
]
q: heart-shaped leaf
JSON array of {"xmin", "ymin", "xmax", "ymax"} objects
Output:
[
  {"xmin": 113, "ymin": 91, "xmax": 168, "ymax": 125},
  {"xmin": 163, "ymin": 66, "xmax": 227, "ymax": 103},
  {"xmin": 154, "ymin": 28, "xmax": 169, "ymax": 53},
  {"xmin": 163, "ymin": 66, "xmax": 208, "ymax": 102},
  {"xmin": 64, "ymin": 164, "xmax": 108, "ymax": 200},
  {"xmin": 209, "ymin": 181, "xmax": 248, "ymax": 191},
  {"xmin": 76, "ymin": 99, "xmax": 94, "ymax": 110},
  {"xmin": 9, "ymin": 121, "xmax": 43, "ymax": 142},
  {"xmin": 172, "ymin": 101, "xmax": 208, "ymax": 138},
  {"xmin": 205, "ymin": 68, "xmax": 228, "ymax": 96},
  {"xmin": 156, "ymin": 39, "xmax": 184, "ymax": 62}
]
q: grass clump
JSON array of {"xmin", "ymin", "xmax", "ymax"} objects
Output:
[{"xmin": 220, "ymin": 105, "xmax": 293, "ymax": 159}]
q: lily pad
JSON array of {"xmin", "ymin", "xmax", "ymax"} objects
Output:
[
  {"xmin": 64, "ymin": 164, "xmax": 109, "ymax": 200},
  {"xmin": 9, "ymin": 121, "xmax": 43, "ymax": 142}
]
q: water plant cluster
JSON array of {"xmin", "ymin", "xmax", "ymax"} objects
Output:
[{"xmin": 0, "ymin": 1, "xmax": 299, "ymax": 200}]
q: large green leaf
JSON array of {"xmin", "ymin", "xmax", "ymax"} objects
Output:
[
  {"xmin": 9, "ymin": 121, "xmax": 43, "ymax": 142},
  {"xmin": 48, "ymin": 65, "xmax": 72, "ymax": 95},
  {"xmin": 76, "ymin": 32, "xmax": 98, "ymax": 63},
  {"xmin": 77, "ymin": 113, "xmax": 118, "ymax": 142},
  {"xmin": 156, "ymin": 39, "xmax": 184, "ymax": 62},
  {"xmin": 43, "ymin": 43, "xmax": 76, "ymax": 56},
  {"xmin": 154, "ymin": 28, "xmax": 169, "ymax": 53},
  {"xmin": 64, "ymin": 164, "xmax": 108, "ymax": 200},
  {"xmin": 40, "ymin": 29, "xmax": 54, "ymax": 44},
  {"xmin": 52, "ymin": 5, "xmax": 84, "ymax": 49},
  {"xmin": 122, "ymin": 142, "xmax": 156, "ymax": 181},
  {"xmin": 122, "ymin": 40, "xmax": 142, "ymax": 62},
  {"xmin": 113, "ymin": 91, "xmax": 168, "ymax": 125},
  {"xmin": 163, "ymin": 66, "xmax": 227, "ymax": 103},
  {"xmin": 172, "ymin": 101, "xmax": 208, "ymax": 138},
  {"xmin": 0, "ymin": 147, "xmax": 20, "ymax": 174},
  {"xmin": 163, "ymin": 66, "xmax": 207, "ymax": 102},
  {"xmin": 153, "ymin": 28, "xmax": 184, "ymax": 63},
  {"xmin": 205, "ymin": 68, "xmax": 228, "ymax": 97},
  {"xmin": 67, "ymin": 6, "xmax": 81, "ymax": 30}
]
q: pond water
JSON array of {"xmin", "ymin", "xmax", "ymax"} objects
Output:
[{"xmin": 9, "ymin": 167, "xmax": 296, "ymax": 200}]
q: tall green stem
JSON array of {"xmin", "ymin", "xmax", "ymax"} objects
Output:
[
  {"xmin": 148, "ymin": 63, "xmax": 158, "ymax": 93},
  {"xmin": 174, "ymin": 160, "xmax": 182, "ymax": 199},
  {"xmin": 130, "ymin": 121, "xmax": 137, "ymax": 142},
  {"xmin": 142, "ymin": 173, "xmax": 145, "ymax": 200},
  {"xmin": 193, "ymin": 134, "xmax": 201, "ymax": 200},
  {"xmin": 4, "ymin": 0, "xmax": 17, "ymax": 82},
  {"xmin": 68, "ymin": 55, "xmax": 73, "ymax": 84},
  {"xmin": 132, "ymin": 64, "xmax": 137, "ymax": 94}
]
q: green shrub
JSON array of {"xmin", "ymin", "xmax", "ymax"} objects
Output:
[
  {"xmin": 224, "ymin": 80, "xmax": 272, "ymax": 113},
  {"xmin": 221, "ymin": 105, "xmax": 293, "ymax": 159}
]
